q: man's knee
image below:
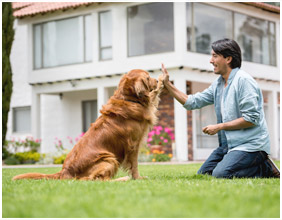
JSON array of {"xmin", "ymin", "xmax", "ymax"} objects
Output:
[{"xmin": 212, "ymin": 167, "xmax": 231, "ymax": 178}]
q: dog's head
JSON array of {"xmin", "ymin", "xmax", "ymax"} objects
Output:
[{"xmin": 117, "ymin": 69, "xmax": 158, "ymax": 104}]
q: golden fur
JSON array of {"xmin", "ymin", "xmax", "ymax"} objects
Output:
[{"xmin": 13, "ymin": 69, "xmax": 164, "ymax": 181}]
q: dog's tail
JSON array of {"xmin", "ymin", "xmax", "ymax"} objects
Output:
[{"xmin": 12, "ymin": 171, "xmax": 61, "ymax": 180}]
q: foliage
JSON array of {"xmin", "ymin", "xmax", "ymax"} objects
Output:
[
  {"xmin": 147, "ymin": 126, "xmax": 174, "ymax": 146},
  {"xmin": 2, "ymin": 2, "xmax": 15, "ymax": 156},
  {"xmin": 149, "ymin": 149, "xmax": 172, "ymax": 162},
  {"xmin": 4, "ymin": 155, "xmax": 20, "ymax": 165},
  {"xmin": 14, "ymin": 151, "xmax": 42, "ymax": 164},
  {"xmin": 2, "ymin": 163, "xmax": 280, "ymax": 218},
  {"xmin": 5, "ymin": 137, "xmax": 41, "ymax": 153},
  {"xmin": 53, "ymin": 154, "xmax": 67, "ymax": 164},
  {"xmin": 4, "ymin": 137, "xmax": 42, "ymax": 165}
]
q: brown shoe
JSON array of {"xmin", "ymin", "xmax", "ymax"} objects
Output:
[{"xmin": 266, "ymin": 155, "xmax": 280, "ymax": 178}]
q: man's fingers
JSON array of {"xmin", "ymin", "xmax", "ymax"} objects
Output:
[{"xmin": 161, "ymin": 63, "xmax": 168, "ymax": 74}]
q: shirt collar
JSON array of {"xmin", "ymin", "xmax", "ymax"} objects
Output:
[{"xmin": 218, "ymin": 67, "xmax": 240, "ymax": 84}]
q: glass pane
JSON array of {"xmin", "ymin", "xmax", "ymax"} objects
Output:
[
  {"xmin": 234, "ymin": 13, "xmax": 269, "ymax": 65},
  {"xmin": 13, "ymin": 107, "xmax": 31, "ymax": 133},
  {"xmin": 192, "ymin": 3, "xmax": 233, "ymax": 54},
  {"xmin": 269, "ymin": 22, "xmax": 276, "ymax": 66},
  {"xmin": 34, "ymin": 24, "xmax": 42, "ymax": 69},
  {"xmin": 195, "ymin": 105, "xmax": 218, "ymax": 148},
  {"xmin": 186, "ymin": 2, "xmax": 192, "ymax": 51},
  {"xmin": 128, "ymin": 2, "xmax": 174, "ymax": 57},
  {"xmin": 82, "ymin": 100, "xmax": 97, "ymax": 132},
  {"xmin": 99, "ymin": 11, "xmax": 112, "ymax": 48},
  {"xmin": 85, "ymin": 15, "xmax": 93, "ymax": 62},
  {"xmin": 100, "ymin": 48, "xmax": 112, "ymax": 60},
  {"xmin": 43, "ymin": 17, "xmax": 84, "ymax": 67}
]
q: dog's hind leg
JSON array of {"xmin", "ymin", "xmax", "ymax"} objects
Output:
[{"xmin": 79, "ymin": 155, "xmax": 119, "ymax": 181}]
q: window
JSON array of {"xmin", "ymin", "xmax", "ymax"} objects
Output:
[
  {"xmin": 195, "ymin": 105, "xmax": 218, "ymax": 148},
  {"xmin": 99, "ymin": 11, "xmax": 112, "ymax": 60},
  {"xmin": 82, "ymin": 100, "xmax": 97, "ymax": 132},
  {"xmin": 33, "ymin": 15, "xmax": 93, "ymax": 69},
  {"xmin": 234, "ymin": 13, "xmax": 276, "ymax": 66},
  {"xmin": 186, "ymin": 3, "xmax": 232, "ymax": 54},
  {"xmin": 13, "ymin": 107, "xmax": 31, "ymax": 133},
  {"xmin": 127, "ymin": 2, "xmax": 174, "ymax": 57},
  {"xmin": 186, "ymin": 3, "xmax": 277, "ymax": 66}
]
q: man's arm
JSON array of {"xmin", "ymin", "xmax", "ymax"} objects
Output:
[
  {"xmin": 162, "ymin": 64, "xmax": 188, "ymax": 105},
  {"xmin": 202, "ymin": 117, "xmax": 255, "ymax": 135}
]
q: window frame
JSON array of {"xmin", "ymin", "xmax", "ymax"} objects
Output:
[
  {"xmin": 98, "ymin": 10, "xmax": 113, "ymax": 61},
  {"xmin": 126, "ymin": 2, "xmax": 175, "ymax": 57},
  {"xmin": 81, "ymin": 100, "xmax": 97, "ymax": 133},
  {"xmin": 32, "ymin": 14, "xmax": 93, "ymax": 70},
  {"xmin": 12, "ymin": 106, "xmax": 31, "ymax": 134},
  {"xmin": 186, "ymin": 2, "xmax": 277, "ymax": 66}
]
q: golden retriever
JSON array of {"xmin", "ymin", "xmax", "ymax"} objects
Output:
[{"xmin": 13, "ymin": 69, "xmax": 164, "ymax": 181}]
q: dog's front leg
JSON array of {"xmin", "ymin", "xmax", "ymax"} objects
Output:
[{"xmin": 129, "ymin": 149, "xmax": 146, "ymax": 180}]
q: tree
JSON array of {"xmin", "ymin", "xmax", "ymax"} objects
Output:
[{"xmin": 2, "ymin": 2, "xmax": 15, "ymax": 158}]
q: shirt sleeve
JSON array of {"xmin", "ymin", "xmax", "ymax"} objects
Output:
[
  {"xmin": 238, "ymin": 78, "xmax": 261, "ymax": 126},
  {"xmin": 183, "ymin": 83, "xmax": 214, "ymax": 110}
]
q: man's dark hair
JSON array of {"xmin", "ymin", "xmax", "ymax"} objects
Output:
[{"xmin": 211, "ymin": 38, "xmax": 242, "ymax": 68}]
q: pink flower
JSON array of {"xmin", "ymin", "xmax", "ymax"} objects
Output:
[
  {"xmin": 156, "ymin": 131, "xmax": 160, "ymax": 135},
  {"xmin": 75, "ymin": 137, "xmax": 79, "ymax": 142},
  {"xmin": 164, "ymin": 139, "xmax": 168, "ymax": 143},
  {"xmin": 147, "ymin": 138, "xmax": 153, "ymax": 142},
  {"xmin": 164, "ymin": 127, "xmax": 171, "ymax": 133},
  {"xmin": 160, "ymin": 137, "xmax": 164, "ymax": 140}
]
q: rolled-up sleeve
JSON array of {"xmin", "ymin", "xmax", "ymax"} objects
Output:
[
  {"xmin": 183, "ymin": 84, "xmax": 214, "ymax": 110},
  {"xmin": 238, "ymin": 78, "xmax": 260, "ymax": 126}
]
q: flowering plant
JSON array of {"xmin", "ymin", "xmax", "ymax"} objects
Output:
[
  {"xmin": 150, "ymin": 149, "xmax": 172, "ymax": 162},
  {"xmin": 5, "ymin": 136, "xmax": 41, "ymax": 153},
  {"xmin": 147, "ymin": 126, "xmax": 174, "ymax": 146}
]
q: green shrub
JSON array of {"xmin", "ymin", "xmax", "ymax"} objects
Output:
[
  {"xmin": 53, "ymin": 154, "xmax": 67, "ymax": 164},
  {"xmin": 4, "ymin": 156, "xmax": 20, "ymax": 165},
  {"xmin": 149, "ymin": 149, "xmax": 172, "ymax": 162},
  {"xmin": 14, "ymin": 151, "xmax": 41, "ymax": 164}
]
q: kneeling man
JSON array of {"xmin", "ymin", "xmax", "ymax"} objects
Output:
[{"xmin": 162, "ymin": 38, "xmax": 280, "ymax": 178}]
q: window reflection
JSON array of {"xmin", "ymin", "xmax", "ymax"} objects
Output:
[
  {"xmin": 186, "ymin": 2, "xmax": 277, "ymax": 66},
  {"xmin": 127, "ymin": 3, "xmax": 174, "ymax": 57}
]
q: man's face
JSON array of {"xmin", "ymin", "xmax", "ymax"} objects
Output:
[{"xmin": 210, "ymin": 50, "xmax": 230, "ymax": 75}]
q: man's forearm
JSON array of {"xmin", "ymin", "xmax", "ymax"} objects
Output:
[
  {"xmin": 165, "ymin": 81, "xmax": 188, "ymax": 105},
  {"xmin": 220, "ymin": 117, "xmax": 254, "ymax": 131},
  {"xmin": 203, "ymin": 117, "xmax": 255, "ymax": 135}
]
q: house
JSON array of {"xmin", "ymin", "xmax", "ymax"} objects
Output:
[{"xmin": 7, "ymin": 2, "xmax": 280, "ymax": 161}]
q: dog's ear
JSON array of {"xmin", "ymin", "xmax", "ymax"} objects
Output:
[{"xmin": 134, "ymin": 78, "xmax": 149, "ymax": 98}]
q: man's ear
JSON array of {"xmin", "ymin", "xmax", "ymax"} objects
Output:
[{"xmin": 226, "ymin": 56, "xmax": 232, "ymax": 64}]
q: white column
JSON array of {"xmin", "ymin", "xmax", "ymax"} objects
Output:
[
  {"xmin": 173, "ymin": 79, "xmax": 188, "ymax": 161},
  {"xmin": 97, "ymin": 87, "xmax": 108, "ymax": 116},
  {"xmin": 267, "ymin": 91, "xmax": 279, "ymax": 159},
  {"xmin": 31, "ymin": 90, "xmax": 41, "ymax": 141}
]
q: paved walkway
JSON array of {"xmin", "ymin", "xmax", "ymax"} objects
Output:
[{"xmin": 2, "ymin": 161, "xmax": 204, "ymax": 169}]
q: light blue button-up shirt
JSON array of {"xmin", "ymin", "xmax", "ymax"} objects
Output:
[{"xmin": 184, "ymin": 68, "xmax": 270, "ymax": 154}]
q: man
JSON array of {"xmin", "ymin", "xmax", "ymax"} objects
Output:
[{"xmin": 162, "ymin": 38, "xmax": 279, "ymax": 178}]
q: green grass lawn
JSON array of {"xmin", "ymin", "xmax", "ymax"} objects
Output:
[{"xmin": 2, "ymin": 163, "xmax": 280, "ymax": 218}]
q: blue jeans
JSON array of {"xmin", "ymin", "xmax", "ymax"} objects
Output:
[{"xmin": 197, "ymin": 145, "xmax": 273, "ymax": 178}]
